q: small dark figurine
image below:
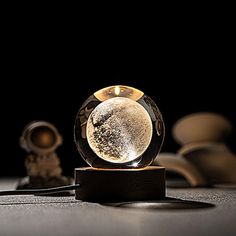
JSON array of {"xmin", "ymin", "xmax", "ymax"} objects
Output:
[{"xmin": 17, "ymin": 121, "xmax": 73, "ymax": 189}]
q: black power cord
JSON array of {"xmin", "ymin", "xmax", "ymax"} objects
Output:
[{"xmin": 0, "ymin": 184, "xmax": 80, "ymax": 196}]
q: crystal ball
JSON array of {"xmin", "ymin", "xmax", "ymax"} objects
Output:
[{"xmin": 74, "ymin": 85, "xmax": 165, "ymax": 168}]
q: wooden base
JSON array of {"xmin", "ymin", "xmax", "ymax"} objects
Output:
[{"xmin": 75, "ymin": 166, "xmax": 165, "ymax": 202}]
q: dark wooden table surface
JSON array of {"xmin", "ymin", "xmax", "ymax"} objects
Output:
[{"xmin": 0, "ymin": 178, "xmax": 236, "ymax": 236}]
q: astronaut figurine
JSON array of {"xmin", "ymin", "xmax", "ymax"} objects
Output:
[{"xmin": 17, "ymin": 121, "xmax": 72, "ymax": 189}]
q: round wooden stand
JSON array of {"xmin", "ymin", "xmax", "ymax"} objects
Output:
[{"xmin": 75, "ymin": 166, "xmax": 165, "ymax": 202}]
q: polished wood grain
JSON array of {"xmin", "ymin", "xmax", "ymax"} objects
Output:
[{"xmin": 75, "ymin": 166, "xmax": 165, "ymax": 202}]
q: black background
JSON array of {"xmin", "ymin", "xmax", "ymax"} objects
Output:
[{"xmin": 0, "ymin": 11, "xmax": 235, "ymax": 177}]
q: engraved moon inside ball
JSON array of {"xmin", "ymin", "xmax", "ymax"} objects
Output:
[{"xmin": 86, "ymin": 97, "xmax": 153, "ymax": 163}]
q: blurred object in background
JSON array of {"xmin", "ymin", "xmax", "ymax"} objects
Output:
[
  {"xmin": 172, "ymin": 112, "xmax": 232, "ymax": 145},
  {"xmin": 154, "ymin": 152, "xmax": 207, "ymax": 187},
  {"xmin": 17, "ymin": 121, "xmax": 73, "ymax": 189},
  {"xmin": 154, "ymin": 112, "xmax": 236, "ymax": 187}
]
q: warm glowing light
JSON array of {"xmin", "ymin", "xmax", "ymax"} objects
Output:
[
  {"xmin": 93, "ymin": 85, "xmax": 144, "ymax": 102},
  {"xmin": 74, "ymin": 85, "xmax": 165, "ymax": 169},
  {"xmin": 132, "ymin": 161, "xmax": 139, "ymax": 167},
  {"xmin": 86, "ymin": 97, "xmax": 153, "ymax": 163},
  {"xmin": 114, "ymin": 86, "xmax": 120, "ymax": 95}
]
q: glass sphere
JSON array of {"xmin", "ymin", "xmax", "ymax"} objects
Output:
[{"xmin": 74, "ymin": 85, "xmax": 165, "ymax": 169}]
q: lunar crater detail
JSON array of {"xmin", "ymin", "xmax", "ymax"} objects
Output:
[{"xmin": 86, "ymin": 97, "xmax": 153, "ymax": 163}]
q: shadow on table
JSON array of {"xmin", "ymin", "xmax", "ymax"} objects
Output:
[
  {"xmin": 102, "ymin": 197, "xmax": 215, "ymax": 210},
  {"xmin": 166, "ymin": 178, "xmax": 236, "ymax": 189}
]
